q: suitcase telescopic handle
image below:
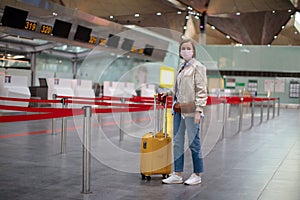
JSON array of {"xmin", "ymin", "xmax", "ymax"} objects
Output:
[
  {"xmin": 153, "ymin": 94, "xmax": 168, "ymax": 138},
  {"xmin": 153, "ymin": 94, "xmax": 157, "ymax": 138},
  {"xmin": 164, "ymin": 98, "xmax": 167, "ymax": 138}
]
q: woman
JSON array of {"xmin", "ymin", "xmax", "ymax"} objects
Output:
[{"xmin": 162, "ymin": 39, "xmax": 207, "ymax": 185}]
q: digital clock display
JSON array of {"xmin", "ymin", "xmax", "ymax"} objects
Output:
[
  {"xmin": 40, "ymin": 24, "xmax": 52, "ymax": 35},
  {"xmin": 24, "ymin": 20, "xmax": 37, "ymax": 31}
]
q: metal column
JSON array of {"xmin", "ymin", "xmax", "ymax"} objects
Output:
[
  {"xmin": 30, "ymin": 52, "xmax": 36, "ymax": 86},
  {"xmin": 60, "ymin": 98, "xmax": 68, "ymax": 154},
  {"xmin": 260, "ymin": 101, "xmax": 264, "ymax": 124},
  {"xmin": 267, "ymin": 99, "xmax": 270, "ymax": 120},
  {"xmin": 82, "ymin": 106, "xmax": 92, "ymax": 194},
  {"xmin": 277, "ymin": 98, "xmax": 280, "ymax": 116},
  {"xmin": 221, "ymin": 101, "xmax": 227, "ymax": 139},
  {"xmin": 119, "ymin": 97, "xmax": 125, "ymax": 142},
  {"xmin": 251, "ymin": 99, "xmax": 255, "ymax": 128},
  {"xmin": 52, "ymin": 94, "xmax": 57, "ymax": 135},
  {"xmin": 272, "ymin": 99, "xmax": 276, "ymax": 118},
  {"xmin": 238, "ymin": 98, "xmax": 244, "ymax": 133}
]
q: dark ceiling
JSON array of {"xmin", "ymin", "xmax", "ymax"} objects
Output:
[{"xmin": 49, "ymin": 0, "xmax": 300, "ymax": 45}]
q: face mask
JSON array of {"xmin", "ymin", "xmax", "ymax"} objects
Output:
[{"xmin": 180, "ymin": 50, "xmax": 193, "ymax": 61}]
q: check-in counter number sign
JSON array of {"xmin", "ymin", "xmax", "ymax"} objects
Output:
[
  {"xmin": 89, "ymin": 36, "xmax": 97, "ymax": 44},
  {"xmin": 24, "ymin": 21, "xmax": 37, "ymax": 31},
  {"xmin": 40, "ymin": 25, "xmax": 52, "ymax": 35}
]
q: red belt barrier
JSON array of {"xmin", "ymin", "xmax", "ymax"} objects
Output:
[{"xmin": 0, "ymin": 95, "xmax": 279, "ymax": 123}]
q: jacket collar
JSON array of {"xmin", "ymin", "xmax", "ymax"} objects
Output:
[{"xmin": 179, "ymin": 58, "xmax": 197, "ymax": 71}]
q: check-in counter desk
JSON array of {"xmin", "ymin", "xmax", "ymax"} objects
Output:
[
  {"xmin": 47, "ymin": 78, "xmax": 74, "ymax": 100},
  {"xmin": 0, "ymin": 75, "xmax": 31, "ymax": 110}
]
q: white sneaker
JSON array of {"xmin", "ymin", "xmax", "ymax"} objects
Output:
[
  {"xmin": 162, "ymin": 173, "xmax": 183, "ymax": 184},
  {"xmin": 184, "ymin": 173, "xmax": 202, "ymax": 185}
]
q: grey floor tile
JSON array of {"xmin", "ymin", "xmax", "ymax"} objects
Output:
[{"xmin": 0, "ymin": 108, "xmax": 299, "ymax": 200}]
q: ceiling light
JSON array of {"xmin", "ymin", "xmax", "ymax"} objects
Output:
[
  {"xmin": 211, "ymin": 26, "xmax": 216, "ymax": 30},
  {"xmin": 272, "ymin": 10, "xmax": 276, "ymax": 14},
  {"xmin": 183, "ymin": 26, "xmax": 187, "ymax": 30},
  {"xmin": 110, "ymin": 15, "xmax": 114, "ymax": 19},
  {"xmin": 235, "ymin": 43, "xmax": 243, "ymax": 47},
  {"xmin": 274, "ymin": 35, "xmax": 278, "ymax": 39},
  {"xmin": 13, "ymin": 55, "xmax": 25, "ymax": 59},
  {"xmin": 186, "ymin": 16, "xmax": 189, "ymax": 20},
  {"xmin": 177, "ymin": 11, "xmax": 182, "ymax": 14},
  {"xmin": 167, "ymin": 0, "xmax": 186, "ymax": 10},
  {"xmin": 187, "ymin": 6, "xmax": 193, "ymax": 10},
  {"xmin": 267, "ymin": 44, "xmax": 271, "ymax": 47},
  {"xmin": 236, "ymin": 12, "xmax": 241, "ymax": 16},
  {"xmin": 291, "ymin": 15, "xmax": 294, "ymax": 18},
  {"xmin": 52, "ymin": 12, "xmax": 58, "ymax": 16},
  {"xmin": 295, "ymin": 31, "xmax": 298, "ymax": 34},
  {"xmin": 156, "ymin": 12, "xmax": 162, "ymax": 16},
  {"xmin": 195, "ymin": 16, "xmax": 199, "ymax": 19},
  {"xmin": 134, "ymin": 13, "xmax": 140, "ymax": 17},
  {"xmin": 288, "ymin": 9, "xmax": 292, "ymax": 13},
  {"xmin": 226, "ymin": 35, "xmax": 231, "ymax": 39},
  {"xmin": 281, "ymin": 26, "xmax": 285, "ymax": 29}
]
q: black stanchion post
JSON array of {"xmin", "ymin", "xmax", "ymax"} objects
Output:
[
  {"xmin": 52, "ymin": 94, "xmax": 57, "ymax": 135},
  {"xmin": 61, "ymin": 98, "xmax": 68, "ymax": 154},
  {"xmin": 82, "ymin": 106, "xmax": 92, "ymax": 194}
]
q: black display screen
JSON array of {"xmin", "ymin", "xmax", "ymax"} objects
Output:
[
  {"xmin": 52, "ymin": 19, "xmax": 72, "ymax": 38},
  {"xmin": 1, "ymin": 6, "xmax": 28, "ymax": 29},
  {"xmin": 74, "ymin": 25, "xmax": 92, "ymax": 42},
  {"xmin": 143, "ymin": 44, "xmax": 154, "ymax": 56}
]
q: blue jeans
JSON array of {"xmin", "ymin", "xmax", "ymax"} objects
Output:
[{"xmin": 173, "ymin": 112, "xmax": 204, "ymax": 173}]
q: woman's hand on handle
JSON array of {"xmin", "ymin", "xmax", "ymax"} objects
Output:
[{"xmin": 194, "ymin": 112, "xmax": 202, "ymax": 124}]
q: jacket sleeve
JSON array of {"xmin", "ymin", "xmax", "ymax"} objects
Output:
[{"xmin": 194, "ymin": 63, "xmax": 208, "ymax": 113}]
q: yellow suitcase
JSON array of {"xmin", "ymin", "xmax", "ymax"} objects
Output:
[{"xmin": 140, "ymin": 94, "xmax": 172, "ymax": 180}]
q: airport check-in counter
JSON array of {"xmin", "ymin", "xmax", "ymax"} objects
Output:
[{"xmin": 0, "ymin": 75, "xmax": 31, "ymax": 110}]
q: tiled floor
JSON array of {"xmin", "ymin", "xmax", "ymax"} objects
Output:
[{"xmin": 0, "ymin": 107, "xmax": 299, "ymax": 200}]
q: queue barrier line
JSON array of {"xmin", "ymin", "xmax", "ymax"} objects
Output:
[
  {"xmin": 0, "ymin": 95, "xmax": 279, "ymax": 123},
  {"xmin": 0, "ymin": 103, "xmax": 163, "ymax": 123},
  {"xmin": 0, "ymin": 95, "xmax": 280, "ymax": 194}
]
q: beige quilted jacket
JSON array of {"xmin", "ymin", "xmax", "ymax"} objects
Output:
[{"xmin": 172, "ymin": 58, "xmax": 208, "ymax": 117}]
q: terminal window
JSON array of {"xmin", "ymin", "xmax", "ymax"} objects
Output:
[
  {"xmin": 248, "ymin": 80, "xmax": 258, "ymax": 96},
  {"xmin": 289, "ymin": 81, "xmax": 300, "ymax": 98}
]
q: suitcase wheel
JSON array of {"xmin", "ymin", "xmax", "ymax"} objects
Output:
[
  {"xmin": 141, "ymin": 173, "xmax": 151, "ymax": 181},
  {"xmin": 162, "ymin": 174, "xmax": 169, "ymax": 179}
]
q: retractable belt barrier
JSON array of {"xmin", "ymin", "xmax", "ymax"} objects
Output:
[
  {"xmin": 0, "ymin": 94, "xmax": 280, "ymax": 194},
  {"xmin": 0, "ymin": 95, "xmax": 279, "ymax": 123}
]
